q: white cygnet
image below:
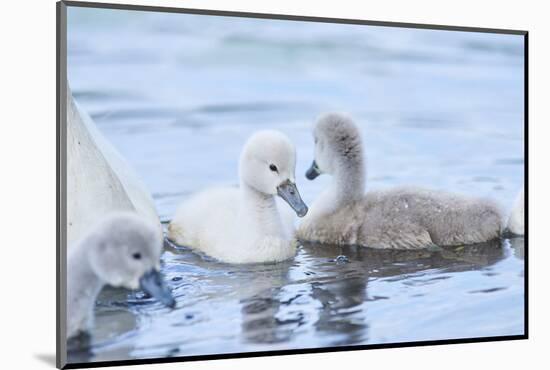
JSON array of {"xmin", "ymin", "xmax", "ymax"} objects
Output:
[
  {"xmin": 297, "ymin": 113, "xmax": 507, "ymax": 249},
  {"xmin": 168, "ymin": 130, "xmax": 308, "ymax": 264},
  {"xmin": 67, "ymin": 212, "xmax": 175, "ymax": 339}
]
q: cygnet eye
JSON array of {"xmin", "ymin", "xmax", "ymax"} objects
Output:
[
  {"xmin": 269, "ymin": 164, "xmax": 278, "ymax": 172},
  {"xmin": 132, "ymin": 252, "xmax": 142, "ymax": 260}
]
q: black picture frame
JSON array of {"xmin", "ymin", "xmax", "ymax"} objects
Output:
[{"xmin": 56, "ymin": 1, "xmax": 528, "ymax": 368}]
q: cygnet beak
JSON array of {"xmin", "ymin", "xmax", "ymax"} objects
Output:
[
  {"xmin": 277, "ymin": 179, "xmax": 308, "ymax": 217},
  {"xmin": 139, "ymin": 269, "xmax": 176, "ymax": 309},
  {"xmin": 305, "ymin": 160, "xmax": 321, "ymax": 180}
]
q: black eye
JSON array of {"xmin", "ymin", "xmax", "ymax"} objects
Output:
[
  {"xmin": 132, "ymin": 252, "xmax": 142, "ymax": 260},
  {"xmin": 269, "ymin": 164, "xmax": 278, "ymax": 172}
]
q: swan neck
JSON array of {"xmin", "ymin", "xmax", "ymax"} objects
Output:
[
  {"xmin": 239, "ymin": 183, "xmax": 285, "ymax": 237},
  {"xmin": 67, "ymin": 240, "xmax": 105, "ymax": 334},
  {"xmin": 333, "ymin": 157, "xmax": 365, "ymax": 205},
  {"xmin": 68, "ymin": 242, "xmax": 103, "ymax": 290}
]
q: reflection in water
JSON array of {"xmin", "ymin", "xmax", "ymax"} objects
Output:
[
  {"xmin": 237, "ymin": 262, "xmax": 295, "ymax": 345},
  {"xmin": 311, "ymin": 277, "xmax": 368, "ymax": 346},
  {"xmin": 228, "ymin": 239, "xmax": 511, "ymax": 351},
  {"xmin": 509, "ymin": 237, "xmax": 524, "ymax": 260},
  {"xmin": 302, "ymin": 240, "xmax": 506, "ymax": 346},
  {"xmin": 67, "ymin": 332, "xmax": 92, "ymax": 363},
  {"xmin": 68, "ymin": 287, "xmax": 139, "ymax": 363},
  {"xmin": 241, "ymin": 288, "xmax": 291, "ymax": 344}
]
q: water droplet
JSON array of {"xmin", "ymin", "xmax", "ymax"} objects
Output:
[
  {"xmin": 135, "ymin": 291, "xmax": 150, "ymax": 300},
  {"xmin": 335, "ymin": 255, "xmax": 349, "ymax": 264}
]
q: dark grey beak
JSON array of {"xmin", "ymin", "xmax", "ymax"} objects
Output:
[
  {"xmin": 139, "ymin": 269, "xmax": 176, "ymax": 309},
  {"xmin": 305, "ymin": 160, "xmax": 321, "ymax": 180},
  {"xmin": 277, "ymin": 179, "xmax": 308, "ymax": 217}
]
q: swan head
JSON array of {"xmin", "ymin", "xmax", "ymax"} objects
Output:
[
  {"xmin": 86, "ymin": 213, "xmax": 175, "ymax": 308},
  {"xmin": 240, "ymin": 130, "xmax": 308, "ymax": 217},
  {"xmin": 306, "ymin": 113, "xmax": 363, "ymax": 180}
]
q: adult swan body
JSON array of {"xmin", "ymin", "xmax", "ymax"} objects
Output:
[{"xmin": 66, "ymin": 85, "xmax": 162, "ymax": 246}]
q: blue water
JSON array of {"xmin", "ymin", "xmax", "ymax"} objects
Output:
[{"xmin": 67, "ymin": 7, "xmax": 525, "ymax": 363}]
